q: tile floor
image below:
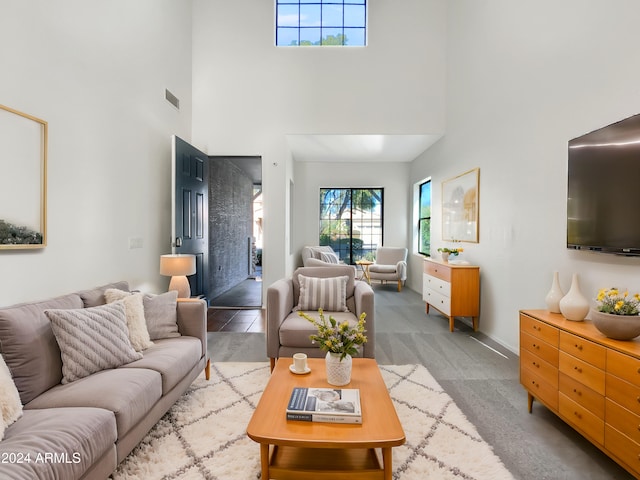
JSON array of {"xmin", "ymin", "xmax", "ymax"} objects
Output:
[{"xmin": 207, "ymin": 308, "xmax": 265, "ymax": 333}]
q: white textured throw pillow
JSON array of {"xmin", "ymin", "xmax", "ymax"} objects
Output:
[
  {"xmin": 297, "ymin": 274, "xmax": 349, "ymax": 312},
  {"xmin": 104, "ymin": 289, "xmax": 153, "ymax": 352},
  {"xmin": 0, "ymin": 354, "xmax": 22, "ymax": 440},
  {"xmin": 45, "ymin": 302, "xmax": 143, "ymax": 384}
]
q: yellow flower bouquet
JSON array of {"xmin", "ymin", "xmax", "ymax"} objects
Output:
[
  {"xmin": 595, "ymin": 288, "xmax": 640, "ymax": 315},
  {"xmin": 298, "ymin": 309, "xmax": 367, "ymax": 360}
]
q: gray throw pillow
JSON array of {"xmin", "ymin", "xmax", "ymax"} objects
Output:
[
  {"xmin": 297, "ymin": 274, "xmax": 349, "ymax": 312},
  {"xmin": 45, "ymin": 302, "xmax": 142, "ymax": 384},
  {"xmin": 142, "ymin": 291, "xmax": 180, "ymax": 340}
]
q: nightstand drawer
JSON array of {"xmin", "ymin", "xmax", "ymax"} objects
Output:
[
  {"xmin": 423, "ymin": 274, "xmax": 451, "ymax": 297},
  {"xmin": 559, "ymin": 331, "xmax": 606, "ymax": 370},
  {"xmin": 521, "ymin": 348, "xmax": 558, "ymax": 388},
  {"xmin": 559, "ymin": 372, "xmax": 604, "ymax": 419},
  {"xmin": 606, "ymin": 398, "xmax": 640, "ymax": 444},
  {"xmin": 559, "ymin": 351, "xmax": 605, "ymax": 395},
  {"xmin": 521, "ymin": 367, "xmax": 558, "ymax": 410},
  {"xmin": 521, "ymin": 331, "xmax": 558, "ymax": 367},
  {"xmin": 559, "ymin": 394, "xmax": 604, "ymax": 445},
  {"xmin": 520, "ymin": 314, "xmax": 559, "ymax": 346},
  {"xmin": 424, "ymin": 288, "xmax": 451, "ymax": 316}
]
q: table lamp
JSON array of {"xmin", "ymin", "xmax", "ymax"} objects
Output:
[{"xmin": 160, "ymin": 254, "xmax": 196, "ymax": 298}]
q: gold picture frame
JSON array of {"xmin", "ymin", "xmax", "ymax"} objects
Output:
[
  {"xmin": 442, "ymin": 168, "xmax": 479, "ymax": 243},
  {"xmin": 0, "ymin": 104, "xmax": 48, "ymax": 249}
]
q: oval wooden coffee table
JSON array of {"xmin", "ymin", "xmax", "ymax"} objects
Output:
[{"xmin": 246, "ymin": 358, "xmax": 405, "ymax": 480}]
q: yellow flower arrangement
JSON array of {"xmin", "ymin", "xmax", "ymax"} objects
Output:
[
  {"xmin": 298, "ymin": 309, "xmax": 367, "ymax": 360},
  {"xmin": 595, "ymin": 288, "xmax": 640, "ymax": 315}
]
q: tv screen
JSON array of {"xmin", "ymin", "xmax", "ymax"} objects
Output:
[{"xmin": 567, "ymin": 113, "xmax": 640, "ymax": 255}]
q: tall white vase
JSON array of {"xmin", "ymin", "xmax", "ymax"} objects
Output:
[
  {"xmin": 559, "ymin": 273, "xmax": 590, "ymax": 321},
  {"xmin": 325, "ymin": 352, "xmax": 352, "ymax": 386},
  {"xmin": 545, "ymin": 271, "xmax": 564, "ymax": 313}
]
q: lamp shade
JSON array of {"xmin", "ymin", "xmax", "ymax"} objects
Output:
[{"xmin": 160, "ymin": 254, "xmax": 196, "ymax": 276}]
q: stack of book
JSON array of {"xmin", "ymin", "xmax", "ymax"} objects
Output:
[{"xmin": 286, "ymin": 387, "xmax": 362, "ymax": 424}]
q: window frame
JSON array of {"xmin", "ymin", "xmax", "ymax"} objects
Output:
[
  {"xmin": 418, "ymin": 179, "xmax": 431, "ymax": 256},
  {"xmin": 276, "ymin": 0, "xmax": 367, "ymax": 47},
  {"xmin": 319, "ymin": 187, "xmax": 383, "ymax": 264}
]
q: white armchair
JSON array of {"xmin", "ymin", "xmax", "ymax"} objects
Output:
[
  {"xmin": 368, "ymin": 247, "xmax": 408, "ymax": 292},
  {"xmin": 301, "ymin": 246, "xmax": 341, "ymax": 267}
]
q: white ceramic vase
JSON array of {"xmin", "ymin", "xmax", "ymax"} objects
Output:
[
  {"xmin": 559, "ymin": 273, "xmax": 590, "ymax": 321},
  {"xmin": 545, "ymin": 271, "xmax": 564, "ymax": 314},
  {"xmin": 325, "ymin": 352, "xmax": 352, "ymax": 386}
]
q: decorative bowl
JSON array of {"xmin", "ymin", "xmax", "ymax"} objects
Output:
[{"xmin": 590, "ymin": 309, "xmax": 640, "ymax": 340}]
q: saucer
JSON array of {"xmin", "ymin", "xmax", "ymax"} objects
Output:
[{"xmin": 289, "ymin": 365, "xmax": 311, "ymax": 375}]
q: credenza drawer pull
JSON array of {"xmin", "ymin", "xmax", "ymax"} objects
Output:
[
  {"xmin": 573, "ymin": 388, "xmax": 582, "ymax": 396},
  {"xmin": 574, "ymin": 344, "xmax": 583, "ymax": 351},
  {"xmin": 574, "ymin": 411, "xmax": 582, "ymax": 419},
  {"xmin": 574, "ymin": 366, "xmax": 582, "ymax": 373}
]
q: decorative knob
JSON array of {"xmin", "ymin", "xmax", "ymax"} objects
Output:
[
  {"xmin": 575, "ymin": 344, "xmax": 583, "ymax": 351},
  {"xmin": 574, "ymin": 366, "xmax": 582, "ymax": 373}
]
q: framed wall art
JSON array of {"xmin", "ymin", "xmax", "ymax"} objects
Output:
[
  {"xmin": 0, "ymin": 104, "xmax": 48, "ymax": 249},
  {"xmin": 442, "ymin": 167, "xmax": 479, "ymax": 243}
]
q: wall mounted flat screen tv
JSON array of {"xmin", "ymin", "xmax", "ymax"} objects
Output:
[{"xmin": 567, "ymin": 113, "xmax": 640, "ymax": 255}]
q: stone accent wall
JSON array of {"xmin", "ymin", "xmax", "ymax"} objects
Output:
[{"xmin": 208, "ymin": 158, "xmax": 253, "ymax": 299}]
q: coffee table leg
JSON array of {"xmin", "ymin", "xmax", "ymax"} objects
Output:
[
  {"xmin": 383, "ymin": 447, "xmax": 392, "ymax": 480},
  {"xmin": 260, "ymin": 444, "xmax": 269, "ymax": 479}
]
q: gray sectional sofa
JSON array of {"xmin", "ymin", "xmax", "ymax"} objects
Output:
[{"xmin": 0, "ymin": 281, "xmax": 209, "ymax": 480}]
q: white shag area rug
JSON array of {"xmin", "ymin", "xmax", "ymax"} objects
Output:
[{"xmin": 111, "ymin": 362, "xmax": 514, "ymax": 480}]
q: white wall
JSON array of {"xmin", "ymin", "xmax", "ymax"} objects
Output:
[
  {"xmin": 409, "ymin": 0, "xmax": 640, "ymax": 352},
  {"xmin": 191, "ymin": 0, "xmax": 446, "ymax": 292},
  {"xmin": 294, "ymin": 161, "xmax": 410, "ymax": 265},
  {"xmin": 0, "ymin": 1, "xmax": 193, "ymax": 306}
]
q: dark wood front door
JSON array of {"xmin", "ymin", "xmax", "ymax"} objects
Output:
[{"xmin": 172, "ymin": 135, "xmax": 209, "ymax": 300}]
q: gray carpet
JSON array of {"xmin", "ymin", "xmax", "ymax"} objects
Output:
[{"xmin": 208, "ymin": 283, "xmax": 633, "ymax": 479}]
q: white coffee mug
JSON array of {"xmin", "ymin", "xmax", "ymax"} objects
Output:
[{"xmin": 293, "ymin": 353, "xmax": 307, "ymax": 372}]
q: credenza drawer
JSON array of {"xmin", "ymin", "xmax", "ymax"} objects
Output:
[
  {"xmin": 559, "ymin": 351, "xmax": 605, "ymax": 395},
  {"xmin": 521, "ymin": 331, "xmax": 559, "ymax": 367},
  {"xmin": 423, "ymin": 274, "xmax": 451, "ymax": 297},
  {"xmin": 559, "ymin": 372, "xmax": 604, "ymax": 419},
  {"xmin": 424, "ymin": 288, "xmax": 451, "ymax": 316},
  {"xmin": 606, "ymin": 373, "xmax": 640, "ymax": 416},
  {"xmin": 521, "ymin": 349, "xmax": 558, "ymax": 388},
  {"xmin": 608, "ymin": 349, "xmax": 640, "ymax": 386},
  {"xmin": 423, "ymin": 261, "xmax": 451, "ymax": 282},
  {"xmin": 606, "ymin": 398, "xmax": 640, "ymax": 445},
  {"xmin": 521, "ymin": 367, "xmax": 558, "ymax": 410},
  {"xmin": 605, "ymin": 424, "xmax": 640, "ymax": 475},
  {"xmin": 520, "ymin": 314, "xmax": 559, "ymax": 346},
  {"xmin": 559, "ymin": 331, "xmax": 606, "ymax": 370},
  {"xmin": 559, "ymin": 393, "xmax": 604, "ymax": 445}
]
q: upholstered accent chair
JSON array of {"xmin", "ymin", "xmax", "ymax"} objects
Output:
[
  {"xmin": 301, "ymin": 245, "xmax": 341, "ymax": 267},
  {"xmin": 266, "ymin": 265, "xmax": 375, "ymax": 371},
  {"xmin": 368, "ymin": 247, "xmax": 408, "ymax": 292}
]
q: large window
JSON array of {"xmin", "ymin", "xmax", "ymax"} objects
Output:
[
  {"xmin": 319, "ymin": 188, "xmax": 382, "ymax": 264},
  {"xmin": 276, "ymin": 0, "xmax": 367, "ymax": 47},
  {"xmin": 418, "ymin": 180, "xmax": 431, "ymax": 256}
]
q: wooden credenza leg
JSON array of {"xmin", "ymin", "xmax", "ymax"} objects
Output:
[
  {"xmin": 449, "ymin": 316, "xmax": 455, "ymax": 332},
  {"xmin": 472, "ymin": 316, "xmax": 478, "ymax": 331},
  {"xmin": 527, "ymin": 392, "xmax": 534, "ymax": 413},
  {"xmin": 426, "ymin": 303, "xmax": 430, "ymax": 314}
]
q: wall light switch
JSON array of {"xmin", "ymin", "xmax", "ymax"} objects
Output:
[{"xmin": 128, "ymin": 237, "xmax": 143, "ymax": 249}]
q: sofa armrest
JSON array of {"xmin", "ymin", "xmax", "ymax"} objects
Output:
[
  {"xmin": 176, "ymin": 298, "xmax": 207, "ymax": 358},
  {"xmin": 396, "ymin": 260, "xmax": 407, "ymax": 281},
  {"xmin": 354, "ymin": 280, "xmax": 375, "ymax": 358},
  {"xmin": 266, "ymin": 278, "xmax": 294, "ymax": 359}
]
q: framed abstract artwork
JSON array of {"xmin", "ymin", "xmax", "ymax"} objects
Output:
[
  {"xmin": 0, "ymin": 104, "xmax": 48, "ymax": 249},
  {"xmin": 442, "ymin": 168, "xmax": 479, "ymax": 243}
]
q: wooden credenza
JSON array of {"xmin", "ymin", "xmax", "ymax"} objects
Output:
[
  {"xmin": 422, "ymin": 258, "xmax": 480, "ymax": 332},
  {"xmin": 520, "ymin": 309, "xmax": 640, "ymax": 478}
]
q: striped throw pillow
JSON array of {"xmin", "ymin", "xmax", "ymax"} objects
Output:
[{"xmin": 297, "ymin": 275, "xmax": 348, "ymax": 312}]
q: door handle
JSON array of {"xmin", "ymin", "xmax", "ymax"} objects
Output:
[{"xmin": 175, "ymin": 237, "xmax": 183, "ymax": 247}]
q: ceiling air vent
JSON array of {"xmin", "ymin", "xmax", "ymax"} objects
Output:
[{"xmin": 165, "ymin": 89, "xmax": 180, "ymax": 110}]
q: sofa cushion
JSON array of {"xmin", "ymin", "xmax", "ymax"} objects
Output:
[
  {"xmin": 0, "ymin": 293, "xmax": 82, "ymax": 404},
  {"xmin": 369, "ymin": 264, "xmax": 397, "ymax": 274},
  {"xmin": 143, "ymin": 291, "xmax": 180, "ymax": 339},
  {"xmin": 120, "ymin": 337, "xmax": 202, "ymax": 394},
  {"xmin": 0, "ymin": 354, "xmax": 22, "ymax": 440},
  {"xmin": 45, "ymin": 302, "xmax": 142, "ymax": 384},
  {"xmin": 105, "ymin": 289, "xmax": 154, "ymax": 352},
  {"xmin": 296, "ymin": 274, "xmax": 348, "ymax": 312},
  {"xmin": 25, "ymin": 367, "xmax": 161, "ymax": 438},
  {"xmin": 0, "ymin": 407, "xmax": 116, "ymax": 479},
  {"xmin": 280, "ymin": 310, "xmax": 358, "ymax": 348},
  {"xmin": 77, "ymin": 281, "xmax": 130, "ymax": 307}
]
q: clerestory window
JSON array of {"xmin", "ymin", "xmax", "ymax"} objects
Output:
[
  {"xmin": 418, "ymin": 180, "xmax": 431, "ymax": 256},
  {"xmin": 276, "ymin": 0, "xmax": 367, "ymax": 47}
]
